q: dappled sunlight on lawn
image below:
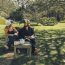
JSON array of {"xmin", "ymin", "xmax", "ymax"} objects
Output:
[
  {"xmin": 54, "ymin": 23, "xmax": 65, "ymax": 28},
  {"xmin": 0, "ymin": 23, "xmax": 65, "ymax": 33},
  {"xmin": 0, "ymin": 53, "xmax": 14, "ymax": 59},
  {"xmin": 34, "ymin": 26, "xmax": 54, "ymax": 31},
  {"xmin": 34, "ymin": 23, "xmax": 65, "ymax": 31},
  {"xmin": 0, "ymin": 17, "xmax": 6, "ymax": 25},
  {"xmin": 0, "ymin": 25, "xmax": 6, "ymax": 34},
  {"xmin": 12, "ymin": 23, "xmax": 24, "ymax": 28},
  {"xmin": 0, "ymin": 23, "xmax": 65, "ymax": 65}
]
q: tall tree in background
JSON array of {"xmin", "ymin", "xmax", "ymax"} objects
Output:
[
  {"xmin": 27, "ymin": 0, "xmax": 65, "ymax": 22},
  {"xmin": 1, "ymin": 0, "xmax": 65, "ymax": 22},
  {"xmin": 0, "ymin": 0, "xmax": 17, "ymax": 17}
]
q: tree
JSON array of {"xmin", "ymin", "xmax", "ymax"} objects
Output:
[
  {"xmin": 9, "ymin": 7, "xmax": 24, "ymax": 22},
  {"xmin": 0, "ymin": 0, "xmax": 17, "ymax": 17}
]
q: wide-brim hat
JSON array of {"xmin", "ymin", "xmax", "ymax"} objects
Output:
[
  {"xmin": 6, "ymin": 20, "xmax": 12, "ymax": 26},
  {"xmin": 24, "ymin": 19, "xmax": 30, "ymax": 25}
]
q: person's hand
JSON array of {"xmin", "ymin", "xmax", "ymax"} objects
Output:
[
  {"xmin": 14, "ymin": 33, "xmax": 18, "ymax": 35},
  {"xmin": 30, "ymin": 35, "xmax": 35, "ymax": 39},
  {"xmin": 28, "ymin": 36, "xmax": 31, "ymax": 39},
  {"xmin": 4, "ymin": 45, "xmax": 9, "ymax": 49},
  {"xmin": 25, "ymin": 36, "xmax": 30, "ymax": 41},
  {"xmin": 27, "ymin": 36, "xmax": 32, "ymax": 39}
]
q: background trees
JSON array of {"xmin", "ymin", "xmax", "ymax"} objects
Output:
[{"xmin": 0, "ymin": 0, "xmax": 65, "ymax": 23}]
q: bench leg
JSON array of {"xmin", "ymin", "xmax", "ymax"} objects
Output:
[
  {"xmin": 27, "ymin": 47, "xmax": 31, "ymax": 58},
  {"xmin": 14, "ymin": 46, "xmax": 17, "ymax": 58},
  {"xmin": 27, "ymin": 48, "xmax": 28, "ymax": 55},
  {"xmin": 29, "ymin": 47, "xmax": 31, "ymax": 57}
]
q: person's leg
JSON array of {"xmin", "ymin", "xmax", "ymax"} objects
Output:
[
  {"xmin": 7, "ymin": 42, "xmax": 11, "ymax": 50},
  {"xmin": 7, "ymin": 36, "xmax": 14, "ymax": 50},
  {"xmin": 14, "ymin": 35, "xmax": 19, "ymax": 41},
  {"xmin": 30, "ymin": 39, "xmax": 36, "ymax": 54}
]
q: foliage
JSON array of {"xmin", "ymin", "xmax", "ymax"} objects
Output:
[
  {"xmin": 0, "ymin": 0, "xmax": 65, "ymax": 23},
  {"xmin": 9, "ymin": 7, "xmax": 24, "ymax": 21},
  {"xmin": 26, "ymin": 0, "xmax": 65, "ymax": 22},
  {"xmin": 0, "ymin": 0, "xmax": 16, "ymax": 17},
  {"xmin": 40, "ymin": 17, "xmax": 57, "ymax": 26}
]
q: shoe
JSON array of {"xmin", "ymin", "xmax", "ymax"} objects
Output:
[{"xmin": 35, "ymin": 48, "xmax": 40, "ymax": 53}]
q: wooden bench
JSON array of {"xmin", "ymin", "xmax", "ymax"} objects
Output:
[{"xmin": 14, "ymin": 41, "xmax": 31, "ymax": 58}]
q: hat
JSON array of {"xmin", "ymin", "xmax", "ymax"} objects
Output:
[
  {"xmin": 6, "ymin": 20, "xmax": 12, "ymax": 26},
  {"xmin": 24, "ymin": 19, "xmax": 30, "ymax": 26}
]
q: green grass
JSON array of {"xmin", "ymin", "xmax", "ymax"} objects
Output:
[
  {"xmin": 0, "ymin": 22, "xmax": 65, "ymax": 65},
  {"xmin": 1, "ymin": 22, "xmax": 65, "ymax": 34},
  {"xmin": 0, "ymin": 25, "xmax": 6, "ymax": 36},
  {"xmin": 34, "ymin": 23, "xmax": 65, "ymax": 31}
]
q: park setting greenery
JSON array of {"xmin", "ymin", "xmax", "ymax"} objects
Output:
[{"xmin": 0, "ymin": 0, "xmax": 65, "ymax": 65}]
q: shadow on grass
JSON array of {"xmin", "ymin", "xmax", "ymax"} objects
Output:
[
  {"xmin": 0, "ymin": 55, "xmax": 37, "ymax": 65},
  {"xmin": 0, "ymin": 47, "xmax": 38, "ymax": 65},
  {"xmin": 10, "ymin": 56, "xmax": 37, "ymax": 65},
  {"xmin": 0, "ymin": 46, "xmax": 6, "ymax": 56}
]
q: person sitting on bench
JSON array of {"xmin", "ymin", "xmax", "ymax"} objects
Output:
[
  {"xmin": 19, "ymin": 19, "xmax": 37, "ymax": 55},
  {"xmin": 4, "ymin": 22, "xmax": 18, "ymax": 51}
]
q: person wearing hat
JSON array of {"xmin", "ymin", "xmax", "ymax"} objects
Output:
[
  {"xmin": 4, "ymin": 20, "xmax": 18, "ymax": 51},
  {"xmin": 19, "ymin": 19, "xmax": 37, "ymax": 55}
]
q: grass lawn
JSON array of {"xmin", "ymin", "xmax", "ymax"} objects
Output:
[
  {"xmin": 34, "ymin": 23, "xmax": 65, "ymax": 31},
  {"xmin": 0, "ymin": 22, "xmax": 65, "ymax": 65},
  {"xmin": 0, "ymin": 23, "xmax": 65, "ymax": 34}
]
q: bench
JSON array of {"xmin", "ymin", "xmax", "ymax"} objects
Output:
[{"xmin": 14, "ymin": 41, "xmax": 31, "ymax": 58}]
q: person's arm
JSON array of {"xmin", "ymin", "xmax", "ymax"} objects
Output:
[
  {"xmin": 31, "ymin": 27, "xmax": 35, "ymax": 35},
  {"xmin": 28, "ymin": 27, "xmax": 35, "ymax": 39},
  {"xmin": 13, "ymin": 27, "xmax": 18, "ymax": 35},
  {"xmin": 19, "ymin": 28, "xmax": 25, "ymax": 39}
]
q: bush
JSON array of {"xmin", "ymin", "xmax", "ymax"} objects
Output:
[
  {"xmin": 40, "ymin": 17, "xmax": 57, "ymax": 26},
  {"xmin": 60, "ymin": 20, "xmax": 65, "ymax": 23}
]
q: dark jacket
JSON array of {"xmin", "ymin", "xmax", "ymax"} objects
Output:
[{"xmin": 19, "ymin": 26, "xmax": 34, "ymax": 39}]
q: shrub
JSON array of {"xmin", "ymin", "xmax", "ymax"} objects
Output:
[
  {"xmin": 40, "ymin": 17, "xmax": 57, "ymax": 26},
  {"xmin": 60, "ymin": 20, "xmax": 65, "ymax": 23}
]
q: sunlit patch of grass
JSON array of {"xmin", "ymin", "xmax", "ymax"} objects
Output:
[
  {"xmin": 0, "ymin": 17, "xmax": 6, "ymax": 25},
  {"xmin": 0, "ymin": 53, "xmax": 14, "ymax": 59},
  {"xmin": 34, "ymin": 23, "xmax": 65, "ymax": 31},
  {"xmin": 0, "ymin": 25, "xmax": 5, "ymax": 34},
  {"xmin": 12, "ymin": 23, "xmax": 24, "ymax": 28},
  {"xmin": 0, "ymin": 22, "xmax": 65, "ymax": 34}
]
